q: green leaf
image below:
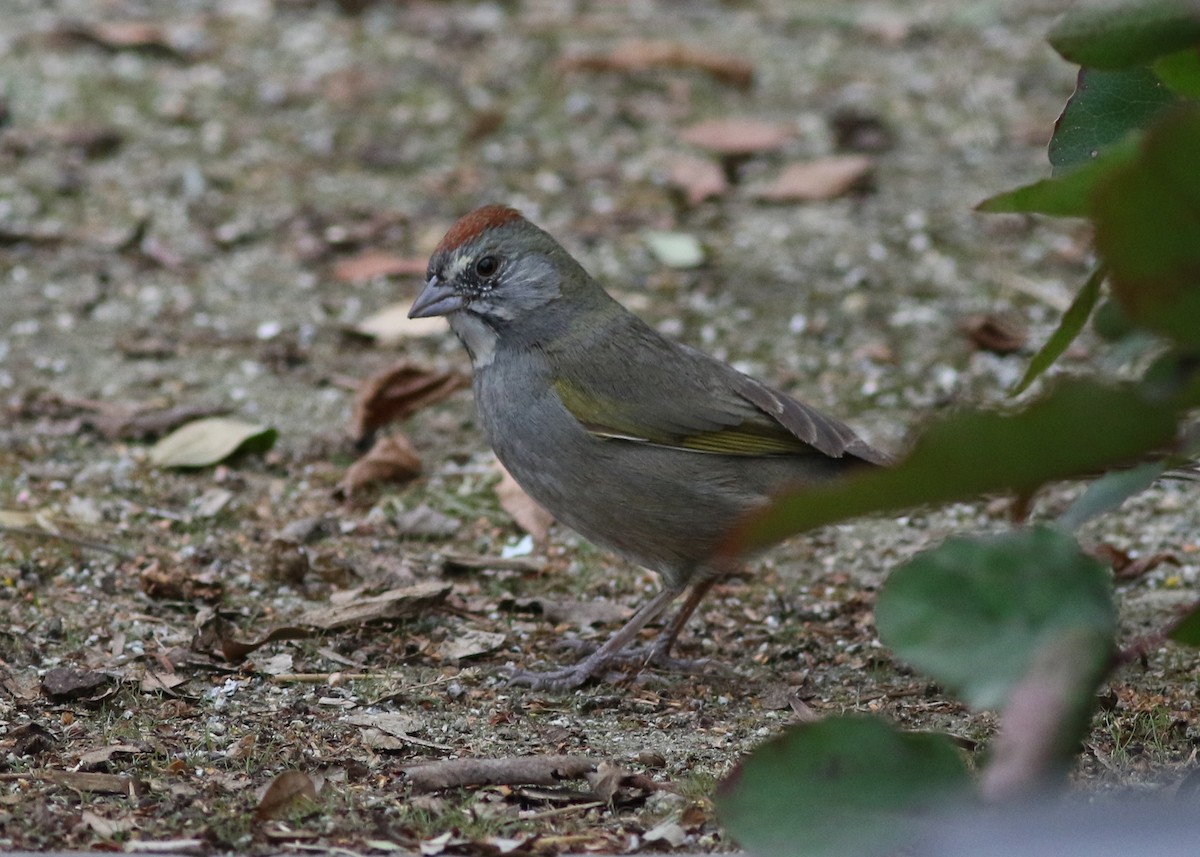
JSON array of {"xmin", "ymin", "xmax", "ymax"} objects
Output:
[
  {"xmin": 1092, "ymin": 106, "xmax": 1200, "ymax": 348},
  {"xmin": 1049, "ymin": 67, "xmax": 1177, "ymax": 175},
  {"xmin": 715, "ymin": 716, "xmax": 971, "ymax": 857},
  {"xmin": 149, "ymin": 417, "xmax": 278, "ymax": 468},
  {"xmin": 875, "ymin": 526, "xmax": 1116, "ymax": 710},
  {"xmin": 722, "ymin": 380, "xmax": 1180, "ymax": 557},
  {"xmin": 1010, "ymin": 266, "xmax": 1105, "ymax": 395},
  {"xmin": 1048, "ymin": 0, "xmax": 1200, "ymax": 69},
  {"xmin": 1153, "ymin": 47, "xmax": 1200, "ymax": 97},
  {"xmin": 1056, "ymin": 460, "xmax": 1166, "ymax": 531},
  {"xmin": 977, "ymin": 141, "xmax": 1136, "ymax": 217},
  {"xmin": 1168, "ymin": 602, "xmax": 1200, "ymax": 646}
]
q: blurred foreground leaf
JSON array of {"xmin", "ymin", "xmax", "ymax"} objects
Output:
[
  {"xmin": 1167, "ymin": 602, "xmax": 1200, "ymax": 646},
  {"xmin": 723, "ymin": 381, "xmax": 1179, "ymax": 557},
  {"xmin": 1153, "ymin": 47, "xmax": 1200, "ymax": 97},
  {"xmin": 1049, "ymin": 67, "xmax": 1176, "ymax": 174},
  {"xmin": 715, "ymin": 716, "xmax": 970, "ymax": 857},
  {"xmin": 1056, "ymin": 460, "xmax": 1166, "ymax": 531},
  {"xmin": 875, "ymin": 526, "xmax": 1115, "ymax": 710},
  {"xmin": 977, "ymin": 144, "xmax": 1134, "ymax": 217},
  {"xmin": 1009, "ymin": 266, "xmax": 1105, "ymax": 395},
  {"xmin": 149, "ymin": 417, "xmax": 277, "ymax": 468},
  {"xmin": 1048, "ymin": 0, "xmax": 1200, "ymax": 70},
  {"xmin": 1092, "ymin": 106, "xmax": 1200, "ymax": 348}
]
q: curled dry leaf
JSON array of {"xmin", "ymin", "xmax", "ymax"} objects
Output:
[
  {"xmin": 679, "ymin": 118, "xmax": 791, "ymax": 156},
  {"xmin": 667, "ymin": 155, "xmax": 728, "ymax": 206},
  {"xmin": 332, "ymin": 251, "xmax": 426, "ymax": 284},
  {"xmin": 438, "ymin": 628, "xmax": 507, "ymax": 662},
  {"xmin": 339, "ymin": 434, "xmax": 422, "ymax": 495},
  {"xmin": 140, "ymin": 559, "xmax": 224, "ymax": 603},
  {"xmin": 560, "ymin": 39, "xmax": 754, "ymax": 88},
  {"xmin": 959, "ymin": 312, "xmax": 1029, "ymax": 354},
  {"xmin": 494, "ymin": 461, "xmax": 554, "ymax": 542},
  {"xmin": 350, "ymin": 360, "xmax": 469, "ymax": 444},
  {"xmin": 254, "ymin": 770, "xmax": 320, "ymax": 822},
  {"xmin": 292, "ymin": 580, "xmax": 452, "ymax": 633},
  {"xmin": 752, "ymin": 155, "xmax": 875, "ymax": 202}
]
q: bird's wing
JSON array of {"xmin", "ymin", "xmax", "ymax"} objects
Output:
[{"xmin": 549, "ymin": 321, "xmax": 885, "ymax": 463}]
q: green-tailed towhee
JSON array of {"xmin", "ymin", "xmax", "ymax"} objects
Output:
[{"xmin": 410, "ymin": 205, "xmax": 888, "ymax": 689}]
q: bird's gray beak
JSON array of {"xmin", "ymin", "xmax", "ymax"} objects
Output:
[{"xmin": 408, "ymin": 275, "xmax": 466, "ymax": 319}]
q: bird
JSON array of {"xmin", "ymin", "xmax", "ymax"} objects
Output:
[{"xmin": 409, "ymin": 205, "xmax": 888, "ymax": 689}]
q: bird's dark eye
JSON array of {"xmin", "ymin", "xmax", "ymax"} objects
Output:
[{"xmin": 474, "ymin": 255, "xmax": 499, "ymax": 278}]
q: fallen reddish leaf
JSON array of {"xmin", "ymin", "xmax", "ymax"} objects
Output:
[
  {"xmin": 140, "ymin": 559, "xmax": 224, "ymax": 603},
  {"xmin": 494, "ymin": 461, "xmax": 554, "ymax": 542},
  {"xmin": 679, "ymin": 118, "xmax": 791, "ymax": 156},
  {"xmin": 332, "ymin": 251, "xmax": 427, "ymax": 284},
  {"xmin": 667, "ymin": 155, "xmax": 728, "ymax": 206},
  {"xmin": 255, "ymin": 770, "xmax": 319, "ymax": 822},
  {"xmin": 1093, "ymin": 543, "xmax": 1180, "ymax": 581},
  {"xmin": 561, "ymin": 39, "xmax": 754, "ymax": 88},
  {"xmin": 350, "ymin": 361, "xmax": 468, "ymax": 444},
  {"xmin": 339, "ymin": 434, "xmax": 422, "ymax": 495},
  {"xmin": 752, "ymin": 155, "xmax": 875, "ymax": 201}
]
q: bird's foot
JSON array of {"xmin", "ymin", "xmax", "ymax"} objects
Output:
[
  {"xmin": 503, "ymin": 662, "xmax": 599, "ymax": 691},
  {"xmin": 505, "ymin": 640, "xmax": 727, "ymax": 690}
]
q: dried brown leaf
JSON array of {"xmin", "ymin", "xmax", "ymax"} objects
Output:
[
  {"xmin": 1093, "ymin": 543, "xmax": 1180, "ymax": 581},
  {"xmin": 679, "ymin": 118, "xmax": 791, "ymax": 156},
  {"xmin": 586, "ymin": 761, "xmax": 630, "ymax": 802},
  {"xmin": 254, "ymin": 770, "xmax": 319, "ymax": 822},
  {"xmin": 77, "ymin": 744, "xmax": 145, "ymax": 770},
  {"xmin": 293, "ymin": 580, "xmax": 452, "ymax": 632},
  {"xmin": 959, "ymin": 313, "xmax": 1029, "ymax": 354},
  {"xmin": 67, "ymin": 399, "xmax": 226, "ymax": 441},
  {"xmin": 667, "ymin": 155, "xmax": 728, "ymax": 206},
  {"xmin": 332, "ymin": 251, "xmax": 426, "ymax": 284},
  {"xmin": 561, "ymin": 39, "xmax": 754, "ymax": 88},
  {"xmin": 752, "ymin": 155, "xmax": 875, "ymax": 202},
  {"xmin": 41, "ymin": 667, "xmax": 112, "ymax": 702},
  {"xmin": 140, "ymin": 559, "xmax": 224, "ymax": 603},
  {"xmin": 47, "ymin": 771, "xmax": 146, "ymax": 796},
  {"xmin": 52, "ymin": 20, "xmax": 195, "ymax": 60},
  {"xmin": 438, "ymin": 629, "xmax": 506, "ymax": 661},
  {"xmin": 350, "ymin": 361, "xmax": 469, "ymax": 444},
  {"xmin": 830, "ymin": 107, "xmax": 895, "ymax": 154},
  {"xmin": 339, "ymin": 434, "xmax": 423, "ymax": 495},
  {"xmin": 494, "ymin": 462, "xmax": 554, "ymax": 542},
  {"xmin": 79, "ymin": 810, "xmax": 136, "ymax": 838}
]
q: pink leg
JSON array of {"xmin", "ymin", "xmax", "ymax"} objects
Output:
[{"xmin": 507, "ymin": 584, "xmax": 684, "ymax": 690}]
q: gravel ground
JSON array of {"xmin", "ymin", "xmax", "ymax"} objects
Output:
[{"xmin": 1, "ymin": 0, "xmax": 1197, "ymax": 853}]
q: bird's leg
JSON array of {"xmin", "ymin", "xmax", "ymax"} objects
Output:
[
  {"xmin": 644, "ymin": 574, "xmax": 719, "ymax": 663},
  {"xmin": 506, "ymin": 584, "xmax": 684, "ymax": 690}
]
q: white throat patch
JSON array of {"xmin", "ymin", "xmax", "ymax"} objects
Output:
[{"xmin": 449, "ymin": 312, "xmax": 498, "ymax": 368}]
